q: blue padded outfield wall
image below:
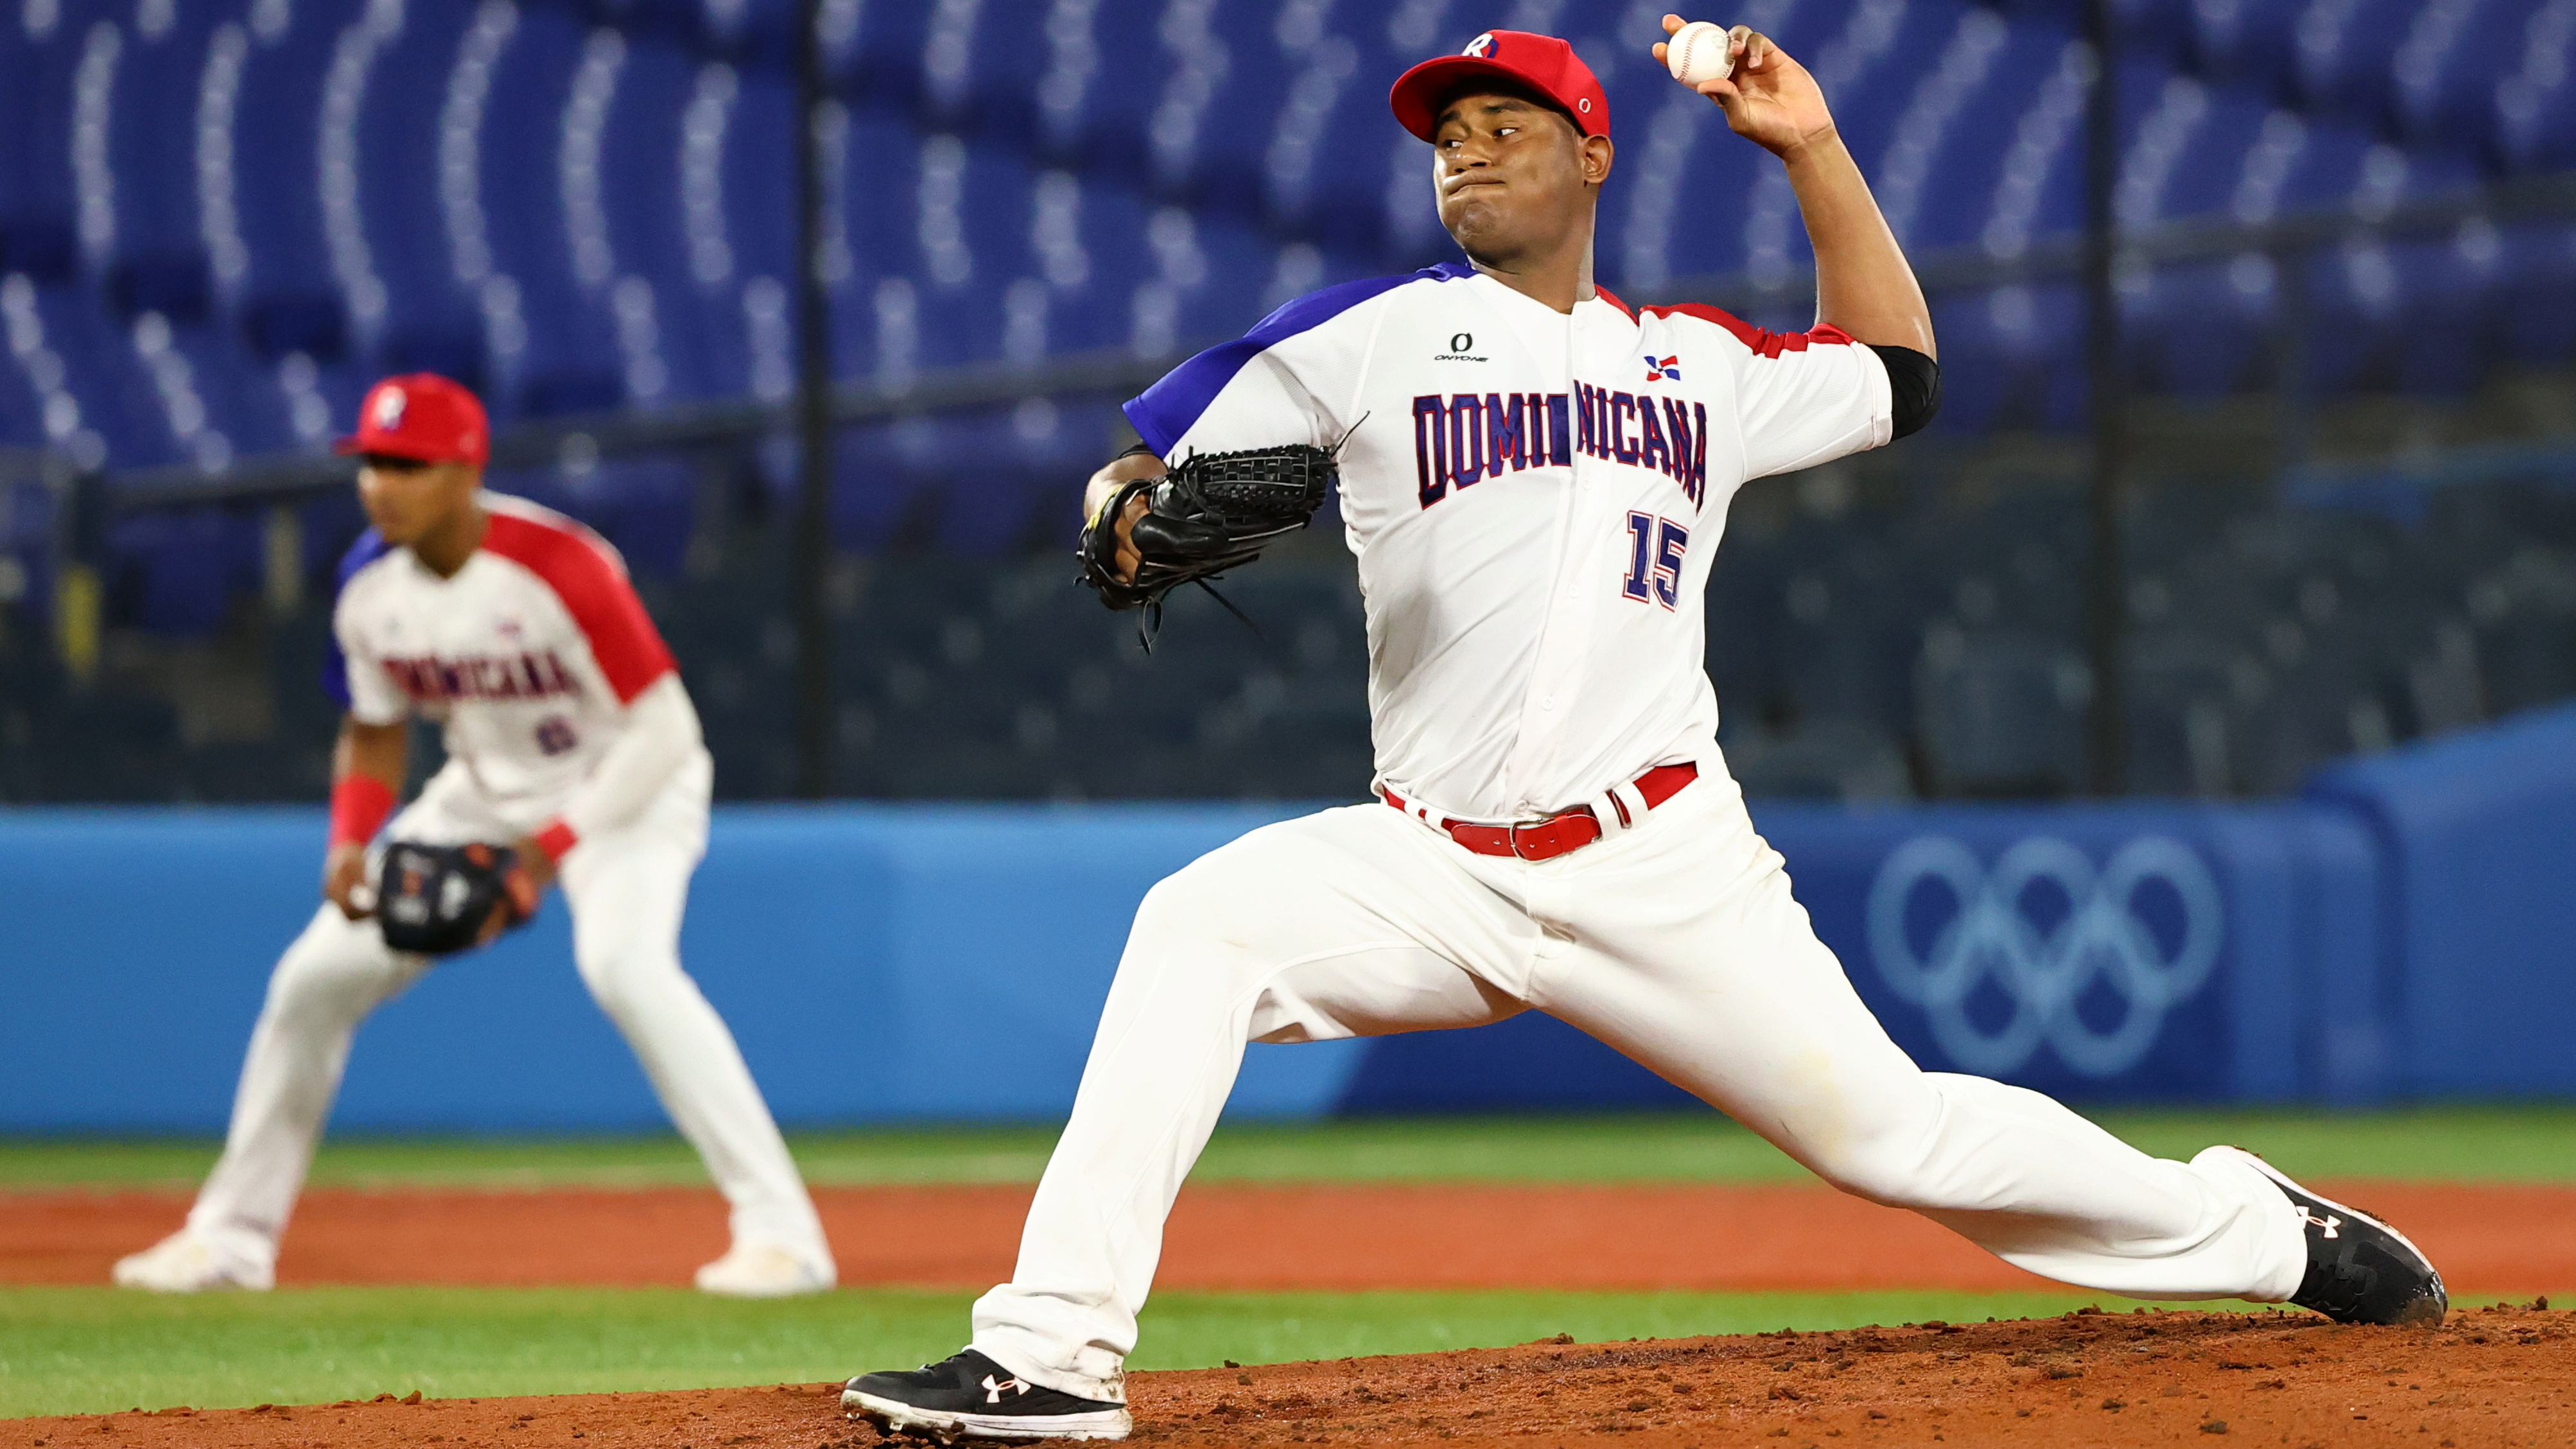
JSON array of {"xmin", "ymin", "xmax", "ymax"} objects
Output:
[{"xmin": 3, "ymin": 706, "xmax": 2570, "ymax": 1131}]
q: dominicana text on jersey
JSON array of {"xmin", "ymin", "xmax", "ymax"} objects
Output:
[
  {"xmin": 1122, "ymin": 261, "xmax": 1893, "ymax": 821},
  {"xmin": 1413, "ymin": 379, "xmax": 1710, "ymax": 510}
]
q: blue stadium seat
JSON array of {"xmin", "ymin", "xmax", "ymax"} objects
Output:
[
  {"xmin": 8, "ymin": 0, "xmax": 2571, "ymax": 637},
  {"xmin": 96, "ymin": 6, "xmax": 222, "ymax": 325},
  {"xmin": 2293, "ymin": 0, "xmax": 2437, "ymax": 132},
  {"xmin": 2184, "ymin": 0, "xmax": 2307, "ymax": 98},
  {"xmin": 1165, "ymin": 0, "xmax": 1296, "ymax": 214},
  {"xmin": 0, "ymin": 7, "xmax": 83, "ymax": 281},
  {"xmin": 231, "ymin": 0, "xmax": 346, "ymax": 362},
  {"xmin": 2297, "ymin": 144, "xmax": 2487, "ymax": 395},
  {"xmin": 33, "ymin": 279, "xmax": 171, "ymax": 467},
  {"xmin": 835, "ymin": 0, "xmax": 939, "ymax": 111},
  {"xmin": 1036, "ymin": 172, "xmax": 1155, "ymax": 356},
  {"xmin": 586, "ymin": 30, "xmax": 708, "ymax": 409},
  {"xmin": 2119, "ymin": 87, "xmax": 2295, "ymax": 397},
  {"xmin": 2494, "ymin": 0, "xmax": 2576, "ymax": 168},
  {"xmin": 1933, "ymin": 282, "xmax": 2088, "ymax": 431},
  {"xmin": 2392, "ymin": 0, "xmax": 2543, "ymax": 157},
  {"xmin": 478, "ymin": 5, "xmax": 625, "ymax": 420},
  {"xmin": 2493, "ymin": 219, "xmax": 2576, "ymax": 366},
  {"xmin": 356, "ymin": 2, "xmax": 489, "ymax": 397},
  {"xmin": 1879, "ymin": 13, "xmax": 2069, "ymax": 257},
  {"xmin": 0, "ymin": 361, "xmax": 40, "ymax": 452},
  {"xmin": 1027, "ymin": 0, "xmax": 1158, "ymax": 176}
]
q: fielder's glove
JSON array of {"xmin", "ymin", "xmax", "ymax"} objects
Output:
[
  {"xmin": 1076, "ymin": 443, "xmax": 1336, "ymax": 640},
  {"xmin": 374, "ymin": 841, "xmax": 541, "ymax": 956}
]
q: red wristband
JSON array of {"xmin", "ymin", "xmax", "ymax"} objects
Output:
[
  {"xmin": 532, "ymin": 819, "xmax": 579, "ymax": 863},
  {"xmin": 329, "ymin": 774, "xmax": 397, "ymax": 847}
]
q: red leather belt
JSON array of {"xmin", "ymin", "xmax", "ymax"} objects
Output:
[{"xmin": 1380, "ymin": 762, "xmax": 1698, "ymax": 862}]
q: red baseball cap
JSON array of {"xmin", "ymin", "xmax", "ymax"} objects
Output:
[
  {"xmin": 1389, "ymin": 30, "xmax": 1611, "ymax": 143},
  {"xmin": 335, "ymin": 373, "xmax": 489, "ymax": 466}
]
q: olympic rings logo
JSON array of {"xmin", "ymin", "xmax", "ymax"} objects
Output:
[{"xmin": 1864, "ymin": 835, "xmax": 2224, "ymax": 1079}]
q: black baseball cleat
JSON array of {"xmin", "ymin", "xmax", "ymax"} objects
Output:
[
  {"xmin": 2220, "ymin": 1147, "xmax": 2447, "ymax": 1326},
  {"xmin": 842, "ymin": 1349, "xmax": 1131, "ymax": 1442}
]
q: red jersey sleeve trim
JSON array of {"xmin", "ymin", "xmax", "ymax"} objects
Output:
[
  {"xmin": 480, "ymin": 511, "xmax": 677, "ymax": 704},
  {"xmin": 1646, "ymin": 303, "xmax": 1857, "ymax": 359}
]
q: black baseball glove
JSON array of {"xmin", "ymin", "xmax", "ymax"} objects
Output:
[
  {"xmin": 374, "ymin": 841, "xmax": 541, "ymax": 957},
  {"xmin": 1076, "ymin": 443, "xmax": 1336, "ymax": 637}
]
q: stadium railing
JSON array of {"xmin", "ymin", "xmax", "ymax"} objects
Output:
[{"xmin": 6, "ymin": 173, "xmax": 2576, "ymax": 805}]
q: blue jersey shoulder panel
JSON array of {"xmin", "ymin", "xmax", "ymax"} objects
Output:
[
  {"xmin": 320, "ymin": 527, "xmax": 395, "ymax": 710},
  {"xmin": 1121, "ymin": 263, "xmax": 1474, "ymax": 453}
]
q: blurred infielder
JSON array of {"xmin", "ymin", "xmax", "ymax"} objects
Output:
[
  {"xmin": 842, "ymin": 19, "xmax": 2446, "ymax": 1441},
  {"xmin": 114, "ymin": 374, "xmax": 835, "ymax": 1299}
]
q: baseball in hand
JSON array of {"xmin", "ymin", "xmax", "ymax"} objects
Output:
[{"xmin": 1665, "ymin": 20, "xmax": 1735, "ymax": 86}]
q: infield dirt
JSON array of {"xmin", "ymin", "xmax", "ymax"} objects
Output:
[
  {"xmin": 8, "ymin": 1180, "xmax": 2570, "ymax": 1294},
  {"xmin": 4, "ymin": 1303, "xmax": 2565, "ymax": 1448}
]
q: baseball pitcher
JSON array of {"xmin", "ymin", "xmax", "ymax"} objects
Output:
[
  {"xmin": 843, "ymin": 20, "xmax": 2442, "ymax": 1441},
  {"xmin": 113, "ymin": 374, "xmax": 836, "ymax": 1299}
]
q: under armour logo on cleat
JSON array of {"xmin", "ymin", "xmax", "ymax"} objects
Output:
[
  {"xmin": 982, "ymin": 1375, "xmax": 1028, "ymax": 1404},
  {"xmin": 2298, "ymin": 1208, "xmax": 2342, "ymax": 1238}
]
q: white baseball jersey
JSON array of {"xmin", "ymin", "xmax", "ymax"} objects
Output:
[
  {"xmin": 180, "ymin": 494, "xmax": 833, "ymax": 1288},
  {"xmin": 327, "ymin": 492, "xmax": 680, "ymax": 825},
  {"xmin": 1124, "ymin": 262, "xmax": 1895, "ymax": 822}
]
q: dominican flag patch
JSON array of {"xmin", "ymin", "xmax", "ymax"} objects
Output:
[{"xmin": 1644, "ymin": 354, "xmax": 1680, "ymax": 381}]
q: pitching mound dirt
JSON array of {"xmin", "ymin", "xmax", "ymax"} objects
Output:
[{"xmin": 8, "ymin": 1303, "xmax": 2565, "ymax": 1448}]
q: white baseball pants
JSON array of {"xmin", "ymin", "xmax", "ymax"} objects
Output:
[
  {"xmin": 182, "ymin": 769, "xmax": 832, "ymax": 1280},
  {"xmin": 971, "ymin": 760, "xmax": 2306, "ymax": 1402}
]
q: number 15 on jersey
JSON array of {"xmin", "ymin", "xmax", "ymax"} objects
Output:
[{"xmin": 1623, "ymin": 512, "xmax": 1690, "ymax": 610}]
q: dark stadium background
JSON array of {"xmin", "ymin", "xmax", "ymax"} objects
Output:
[{"xmin": 4, "ymin": 0, "xmax": 2575, "ymax": 808}]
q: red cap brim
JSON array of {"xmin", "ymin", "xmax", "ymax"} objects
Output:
[
  {"xmin": 1389, "ymin": 55, "xmax": 1597, "ymax": 143},
  {"xmin": 334, "ymin": 433, "xmax": 453, "ymax": 462}
]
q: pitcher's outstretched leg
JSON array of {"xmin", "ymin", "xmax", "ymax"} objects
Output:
[
  {"xmin": 845, "ymin": 805, "xmax": 1524, "ymax": 1438},
  {"xmin": 1531, "ymin": 777, "xmax": 2374, "ymax": 1312}
]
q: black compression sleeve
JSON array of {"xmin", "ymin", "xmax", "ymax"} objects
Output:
[{"xmin": 1867, "ymin": 343, "xmax": 1941, "ymax": 440}]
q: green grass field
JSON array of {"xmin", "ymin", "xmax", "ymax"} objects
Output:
[
  {"xmin": 1, "ymin": 1284, "xmax": 2252, "ymax": 1419},
  {"xmin": 6, "ymin": 1107, "xmax": 2565, "ymax": 1419},
  {"xmin": 10, "ymin": 1104, "xmax": 2574, "ymax": 1192}
]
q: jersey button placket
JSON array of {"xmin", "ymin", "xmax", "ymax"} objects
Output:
[
  {"xmin": 1510, "ymin": 460, "xmax": 1601, "ymax": 795},
  {"xmin": 1501, "ymin": 304, "xmax": 1601, "ymax": 808}
]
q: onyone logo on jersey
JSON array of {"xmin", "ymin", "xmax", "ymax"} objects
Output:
[
  {"xmin": 379, "ymin": 649, "xmax": 585, "ymax": 705},
  {"xmin": 1435, "ymin": 331, "xmax": 1490, "ymax": 362},
  {"xmin": 1413, "ymin": 385, "xmax": 1710, "ymax": 510},
  {"xmin": 1864, "ymin": 835, "xmax": 2224, "ymax": 1079}
]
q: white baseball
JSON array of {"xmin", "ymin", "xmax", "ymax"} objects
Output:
[{"xmin": 1666, "ymin": 20, "xmax": 1736, "ymax": 87}]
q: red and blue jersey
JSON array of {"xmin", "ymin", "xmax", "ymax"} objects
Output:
[{"xmin": 328, "ymin": 493, "xmax": 676, "ymax": 817}]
